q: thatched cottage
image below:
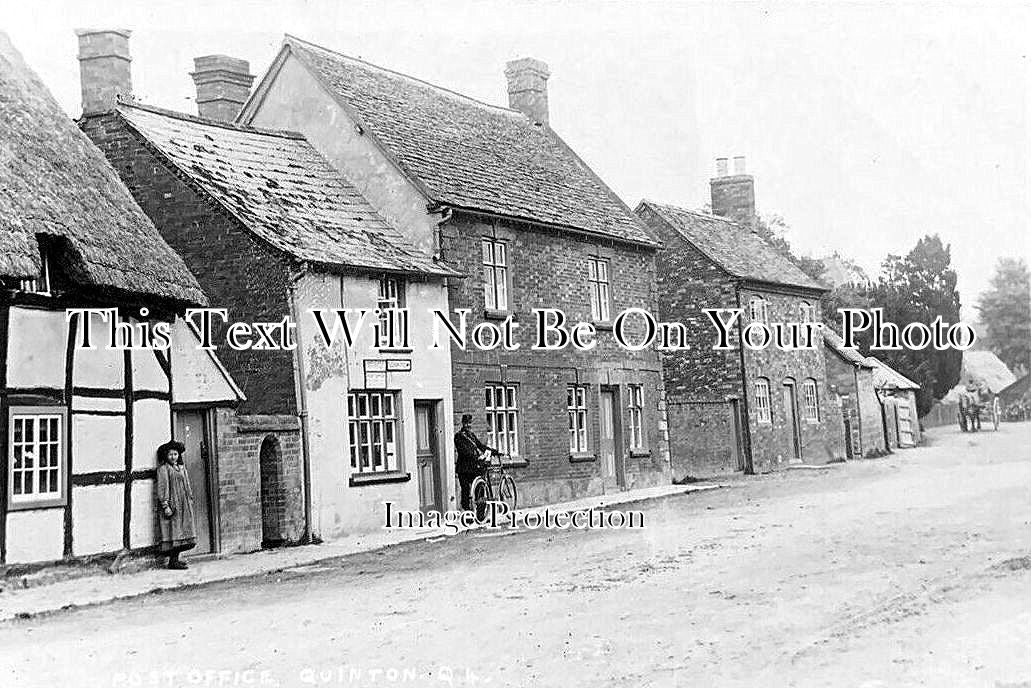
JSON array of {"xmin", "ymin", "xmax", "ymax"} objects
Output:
[{"xmin": 0, "ymin": 32, "xmax": 240, "ymax": 568}]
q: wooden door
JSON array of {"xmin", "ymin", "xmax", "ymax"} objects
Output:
[
  {"xmin": 601, "ymin": 388, "xmax": 626, "ymax": 489},
  {"xmin": 782, "ymin": 382, "xmax": 802, "ymax": 461},
  {"xmin": 415, "ymin": 401, "xmax": 442, "ymax": 514},
  {"xmin": 175, "ymin": 410, "xmax": 213, "ymax": 554},
  {"xmin": 897, "ymin": 402, "xmax": 914, "ymax": 446},
  {"xmin": 729, "ymin": 399, "xmax": 745, "ymax": 471}
]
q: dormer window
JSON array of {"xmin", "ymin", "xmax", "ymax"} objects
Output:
[{"xmin": 19, "ymin": 252, "xmax": 51, "ymax": 295}]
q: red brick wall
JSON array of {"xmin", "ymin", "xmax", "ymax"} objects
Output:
[
  {"xmin": 80, "ymin": 113, "xmax": 298, "ymax": 417},
  {"xmin": 638, "ymin": 203, "xmax": 749, "ymax": 477},
  {"xmin": 213, "ymin": 409, "xmax": 306, "ymax": 552},
  {"xmin": 440, "ymin": 213, "xmax": 670, "ymax": 506},
  {"xmin": 638, "ymin": 205, "xmax": 846, "ymax": 474},
  {"xmin": 739, "ymin": 288, "xmax": 846, "ymax": 470}
]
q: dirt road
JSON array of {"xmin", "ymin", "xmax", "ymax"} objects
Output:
[{"xmin": 3, "ymin": 425, "xmax": 1031, "ymax": 688}]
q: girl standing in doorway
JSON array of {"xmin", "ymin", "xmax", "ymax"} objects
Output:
[{"xmin": 156, "ymin": 440, "xmax": 197, "ymax": 570}]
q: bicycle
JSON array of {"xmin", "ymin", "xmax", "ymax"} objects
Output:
[{"xmin": 469, "ymin": 451, "xmax": 518, "ymax": 522}]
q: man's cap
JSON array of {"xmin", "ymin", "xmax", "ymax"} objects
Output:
[{"xmin": 461, "ymin": 413, "xmax": 474, "ymax": 423}]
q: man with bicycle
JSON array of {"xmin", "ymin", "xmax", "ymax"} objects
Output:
[{"xmin": 455, "ymin": 413, "xmax": 501, "ymax": 511}]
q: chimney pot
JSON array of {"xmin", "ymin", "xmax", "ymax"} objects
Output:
[
  {"xmin": 711, "ymin": 157, "xmax": 756, "ymax": 229},
  {"xmin": 504, "ymin": 57, "xmax": 550, "ymax": 125},
  {"xmin": 76, "ymin": 29, "xmax": 132, "ymax": 116},
  {"xmin": 190, "ymin": 54, "xmax": 255, "ymax": 122}
]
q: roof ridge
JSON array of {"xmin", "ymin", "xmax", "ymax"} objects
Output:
[
  {"xmin": 645, "ymin": 199, "xmax": 743, "ymax": 227},
  {"xmin": 283, "ymin": 34, "xmax": 525, "ymax": 118},
  {"xmin": 117, "ymin": 98, "xmax": 307, "ymax": 139}
]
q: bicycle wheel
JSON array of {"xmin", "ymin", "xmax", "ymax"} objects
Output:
[
  {"xmin": 470, "ymin": 477, "xmax": 490, "ymax": 523},
  {"xmin": 497, "ymin": 475, "xmax": 517, "ymax": 513}
]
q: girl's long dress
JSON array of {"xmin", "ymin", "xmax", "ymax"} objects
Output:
[{"xmin": 156, "ymin": 462, "xmax": 197, "ymax": 552}]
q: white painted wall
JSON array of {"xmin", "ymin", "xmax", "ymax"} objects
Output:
[
  {"xmin": 71, "ymin": 484, "xmax": 123, "ymax": 554},
  {"xmin": 245, "ymin": 53, "xmax": 438, "ymax": 256},
  {"xmin": 71, "ymin": 414, "xmax": 125, "ymax": 474},
  {"xmin": 170, "ymin": 319, "xmax": 242, "ymax": 405},
  {"xmin": 133, "ymin": 348, "xmax": 169, "ymax": 393},
  {"xmin": 132, "ymin": 399, "xmax": 171, "ymax": 470},
  {"xmin": 72, "ymin": 310, "xmax": 124, "ymax": 389},
  {"xmin": 6, "ymin": 307, "xmax": 65, "ymax": 388},
  {"xmin": 5, "ymin": 509, "xmax": 63, "ymax": 563},
  {"xmin": 130, "ymin": 479, "xmax": 159, "ymax": 547},
  {"xmin": 293, "ymin": 272, "xmax": 455, "ymax": 538},
  {"xmin": 72, "ymin": 395, "xmax": 125, "ymax": 413}
]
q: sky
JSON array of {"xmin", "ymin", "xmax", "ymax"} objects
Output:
[{"xmin": 3, "ymin": 0, "xmax": 1028, "ymax": 316}]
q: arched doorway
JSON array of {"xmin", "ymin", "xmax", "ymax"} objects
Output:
[{"xmin": 259, "ymin": 434, "xmax": 285, "ymax": 548}]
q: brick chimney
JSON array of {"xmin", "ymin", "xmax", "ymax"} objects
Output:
[
  {"xmin": 710, "ymin": 156, "xmax": 756, "ymax": 229},
  {"xmin": 190, "ymin": 55, "xmax": 255, "ymax": 122},
  {"xmin": 76, "ymin": 29, "xmax": 132, "ymax": 116},
  {"xmin": 504, "ymin": 57, "xmax": 550, "ymax": 125}
]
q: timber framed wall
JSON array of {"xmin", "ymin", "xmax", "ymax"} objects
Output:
[{"xmin": 1, "ymin": 306, "xmax": 175, "ymax": 566}]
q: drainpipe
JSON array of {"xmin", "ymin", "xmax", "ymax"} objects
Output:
[
  {"xmin": 733, "ymin": 286, "xmax": 755, "ymax": 473},
  {"xmin": 288, "ymin": 266, "xmax": 316, "ymax": 544},
  {"xmin": 434, "ymin": 206, "xmax": 453, "ymax": 258},
  {"xmin": 853, "ymin": 363, "xmax": 864, "ymax": 457}
]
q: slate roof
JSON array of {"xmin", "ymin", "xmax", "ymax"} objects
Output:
[
  {"xmin": 117, "ymin": 102, "xmax": 459, "ymax": 278},
  {"xmin": 0, "ymin": 32, "xmax": 204, "ymax": 304},
  {"xmin": 637, "ymin": 201, "xmax": 827, "ymax": 291},
  {"xmin": 823, "ymin": 329, "xmax": 872, "ymax": 367},
  {"xmin": 867, "ymin": 357, "xmax": 921, "ymax": 390},
  {"xmin": 276, "ymin": 35, "xmax": 656, "ymax": 247}
]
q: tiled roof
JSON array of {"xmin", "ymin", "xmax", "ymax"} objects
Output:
[
  {"xmin": 823, "ymin": 329, "xmax": 872, "ymax": 367},
  {"xmin": 638, "ymin": 201, "xmax": 827, "ymax": 291},
  {"xmin": 281, "ymin": 36, "xmax": 656, "ymax": 246},
  {"xmin": 867, "ymin": 357, "xmax": 921, "ymax": 390},
  {"xmin": 118, "ymin": 102, "xmax": 459, "ymax": 278},
  {"xmin": 0, "ymin": 32, "xmax": 204, "ymax": 305}
]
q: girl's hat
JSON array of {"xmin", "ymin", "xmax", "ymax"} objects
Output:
[{"xmin": 157, "ymin": 440, "xmax": 186, "ymax": 460}]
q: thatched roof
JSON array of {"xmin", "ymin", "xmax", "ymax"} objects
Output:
[{"xmin": 0, "ymin": 32, "xmax": 205, "ymax": 305}]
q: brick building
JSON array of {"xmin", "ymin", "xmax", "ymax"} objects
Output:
[
  {"xmin": 238, "ymin": 35, "xmax": 671, "ymax": 505},
  {"xmin": 636, "ymin": 160, "xmax": 846, "ymax": 477},
  {"xmin": 78, "ymin": 32, "xmax": 460, "ymax": 540},
  {"xmin": 823, "ymin": 329, "xmax": 887, "ymax": 458}
]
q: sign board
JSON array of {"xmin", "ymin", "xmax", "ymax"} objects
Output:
[{"xmin": 362, "ymin": 358, "xmax": 411, "ymax": 388}]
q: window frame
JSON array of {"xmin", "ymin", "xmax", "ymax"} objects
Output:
[
  {"xmin": 567, "ymin": 384, "xmax": 590, "ymax": 454},
  {"xmin": 799, "ymin": 301, "xmax": 816, "ymax": 323},
  {"xmin": 375, "ymin": 275, "xmax": 408, "ymax": 350},
  {"xmin": 754, "ymin": 378, "xmax": 772, "ymax": 424},
  {"xmin": 19, "ymin": 252, "xmax": 51, "ymax": 295},
  {"xmin": 627, "ymin": 384, "xmax": 645, "ymax": 451},
  {"xmin": 7, "ymin": 406, "xmax": 67, "ymax": 510},
  {"xmin": 347, "ymin": 390, "xmax": 403, "ymax": 476},
  {"xmin": 481, "ymin": 237, "xmax": 510, "ymax": 313},
  {"xmin": 587, "ymin": 257, "xmax": 612, "ymax": 323},
  {"xmin": 749, "ymin": 296, "xmax": 769, "ymax": 325},
  {"xmin": 802, "ymin": 379, "xmax": 820, "ymax": 422},
  {"xmin": 485, "ymin": 383, "xmax": 520, "ymax": 458}
]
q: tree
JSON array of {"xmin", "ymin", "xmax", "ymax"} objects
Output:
[
  {"xmin": 977, "ymin": 258, "xmax": 1030, "ymax": 376},
  {"xmin": 863, "ymin": 235, "xmax": 963, "ymax": 416}
]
